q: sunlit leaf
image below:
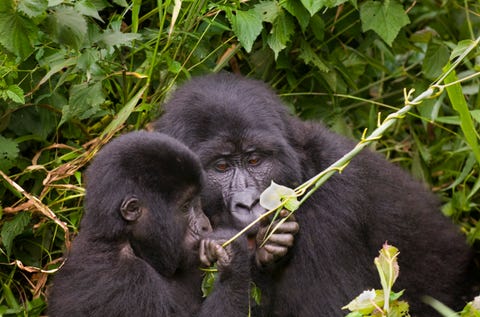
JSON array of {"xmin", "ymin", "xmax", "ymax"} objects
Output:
[
  {"xmin": 18, "ymin": 0, "xmax": 48, "ymax": 17},
  {"xmin": 360, "ymin": 0, "xmax": 410, "ymax": 46},
  {"xmin": 260, "ymin": 181, "xmax": 298, "ymax": 211},
  {"xmin": 75, "ymin": 0, "xmax": 104, "ymax": 22},
  {"xmin": 227, "ymin": 8, "xmax": 263, "ymax": 52},
  {"xmin": 0, "ymin": 12, "xmax": 37, "ymax": 59},
  {"xmin": 5, "ymin": 85, "xmax": 25, "ymax": 104},
  {"xmin": 267, "ymin": 10, "xmax": 295, "ymax": 59},
  {"xmin": 47, "ymin": 6, "xmax": 88, "ymax": 50}
]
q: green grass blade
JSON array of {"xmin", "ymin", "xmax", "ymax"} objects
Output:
[{"xmin": 443, "ymin": 67, "xmax": 480, "ymax": 164}]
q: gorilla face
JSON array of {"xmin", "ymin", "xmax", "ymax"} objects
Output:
[
  {"xmin": 153, "ymin": 73, "xmax": 303, "ymax": 232},
  {"xmin": 83, "ymin": 131, "xmax": 212, "ymax": 273}
]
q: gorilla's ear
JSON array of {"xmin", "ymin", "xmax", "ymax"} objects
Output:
[{"xmin": 120, "ymin": 196, "xmax": 142, "ymax": 222}]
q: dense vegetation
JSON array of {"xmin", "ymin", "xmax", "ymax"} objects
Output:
[{"xmin": 0, "ymin": 0, "xmax": 479, "ymax": 315}]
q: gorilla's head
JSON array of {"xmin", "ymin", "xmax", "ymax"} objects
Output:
[
  {"xmin": 153, "ymin": 73, "xmax": 303, "ymax": 232},
  {"xmin": 83, "ymin": 131, "xmax": 211, "ymax": 274}
]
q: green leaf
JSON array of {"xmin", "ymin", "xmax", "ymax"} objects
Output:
[
  {"xmin": 0, "ymin": 12, "xmax": 37, "ymax": 59},
  {"xmin": 97, "ymin": 29, "xmax": 142, "ymax": 48},
  {"xmin": 443, "ymin": 66, "xmax": 480, "ymax": 164},
  {"xmin": 281, "ymin": 0, "xmax": 310, "ymax": 32},
  {"xmin": 254, "ymin": 1, "xmax": 280, "ymax": 23},
  {"xmin": 1, "ymin": 212, "xmax": 31, "ymax": 258},
  {"xmin": 75, "ymin": 0, "xmax": 104, "ymax": 22},
  {"xmin": 227, "ymin": 8, "xmax": 263, "ymax": 53},
  {"xmin": 112, "ymin": 0, "xmax": 128, "ymax": 7},
  {"xmin": 360, "ymin": 0, "xmax": 410, "ymax": 46},
  {"xmin": 267, "ymin": 10, "xmax": 294, "ymax": 59},
  {"xmin": 250, "ymin": 283, "xmax": 262, "ymax": 305},
  {"xmin": 422, "ymin": 42, "xmax": 449, "ymax": 80},
  {"xmin": 18, "ymin": 0, "xmax": 48, "ymax": 17},
  {"xmin": 5, "ymin": 85, "xmax": 25, "ymax": 104},
  {"xmin": 298, "ymin": 39, "xmax": 329, "ymax": 72},
  {"xmin": 0, "ymin": 135, "xmax": 19, "ymax": 172},
  {"xmin": 300, "ymin": 0, "xmax": 322, "ymax": 16},
  {"xmin": 60, "ymin": 82, "xmax": 105, "ymax": 126},
  {"xmin": 48, "ymin": 6, "xmax": 88, "ymax": 50},
  {"xmin": 450, "ymin": 40, "xmax": 475, "ymax": 61}
]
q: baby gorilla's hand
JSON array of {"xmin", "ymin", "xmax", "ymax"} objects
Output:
[
  {"xmin": 255, "ymin": 209, "xmax": 299, "ymax": 267},
  {"xmin": 199, "ymin": 239, "xmax": 232, "ymax": 269}
]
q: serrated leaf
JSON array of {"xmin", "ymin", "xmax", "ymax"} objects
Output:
[
  {"xmin": 254, "ymin": 1, "xmax": 280, "ymax": 23},
  {"xmin": 298, "ymin": 39, "xmax": 329, "ymax": 72},
  {"xmin": 227, "ymin": 9, "xmax": 263, "ymax": 53},
  {"xmin": 112, "ymin": 0, "xmax": 128, "ymax": 7},
  {"xmin": 267, "ymin": 10, "xmax": 294, "ymax": 59},
  {"xmin": 0, "ymin": 135, "xmax": 19, "ymax": 172},
  {"xmin": 60, "ymin": 82, "xmax": 105, "ymax": 125},
  {"xmin": 48, "ymin": 6, "xmax": 88, "ymax": 50},
  {"xmin": 281, "ymin": 0, "xmax": 310, "ymax": 32},
  {"xmin": 0, "ymin": 12, "xmax": 37, "ymax": 59},
  {"xmin": 97, "ymin": 29, "xmax": 142, "ymax": 48},
  {"xmin": 18, "ymin": 0, "xmax": 48, "ymax": 18},
  {"xmin": 422, "ymin": 42, "xmax": 449, "ymax": 80},
  {"xmin": 5, "ymin": 85, "xmax": 25, "ymax": 104},
  {"xmin": 75, "ymin": 0, "xmax": 104, "ymax": 22},
  {"xmin": 1, "ymin": 212, "xmax": 30, "ymax": 258},
  {"xmin": 360, "ymin": 0, "xmax": 410, "ymax": 46},
  {"xmin": 300, "ymin": 0, "xmax": 322, "ymax": 16}
]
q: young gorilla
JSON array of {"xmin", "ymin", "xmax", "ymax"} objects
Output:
[
  {"xmin": 151, "ymin": 73, "xmax": 473, "ymax": 316},
  {"xmin": 48, "ymin": 131, "xmax": 251, "ymax": 317}
]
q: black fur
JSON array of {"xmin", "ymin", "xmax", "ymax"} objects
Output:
[
  {"xmin": 152, "ymin": 73, "xmax": 473, "ymax": 316},
  {"xmin": 48, "ymin": 131, "xmax": 251, "ymax": 317}
]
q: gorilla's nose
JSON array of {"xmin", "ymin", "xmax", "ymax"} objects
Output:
[{"xmin": 231, "ymin": 190, "xmax": 259, "ymax": 214}]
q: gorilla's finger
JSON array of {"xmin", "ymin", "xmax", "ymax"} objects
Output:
[
  {"xmin": 271, "ymin": 221, "xmax": 299, "ymax": 234},
  {"xmin": 262, "ymin": 244, "xmax": 288, "ymax": 258},
  {"xmin": 265, "ymin": 233, "xmax": 295, "ymax": 247}
]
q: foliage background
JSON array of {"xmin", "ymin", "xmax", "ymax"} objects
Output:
[{"xmin": 0, "ymin": 0, "xmax": 479, "ymax": 315}]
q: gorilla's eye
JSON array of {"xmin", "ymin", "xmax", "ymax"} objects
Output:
[
  {"xmin": 214, "ymin": 160, "xmax": 229, "ymax": 172},
  {"xmin": 247, "ymin": 155, "xmax": 261, "ymax": 166},
  {"xmin": 181, "ymin": 201, "xmax": 191, "ymax": 213}
]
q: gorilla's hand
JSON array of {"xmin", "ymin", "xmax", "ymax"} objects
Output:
[
  {"xmin": 255, "ymin": 209, "xmax": 299, "ymax": 268},
  {"xmin": 199, "ymin": 238, "xmax": 232, "ymax": 269}
]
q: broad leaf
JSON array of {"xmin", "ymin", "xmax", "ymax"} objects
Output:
[
  {"xmin": 227, "ymin": 9, "xmax": 263, "ymax": 52},
  {"xmin": 300, "ymin": 0, "xmax": 322, "ymax": 16},
  {"xmin": 60, "ymin": 82, "xmax": 106, "ymax": 126},
  {"xmin": 267, "ymin": 10, "xmax": 294, "ymax": 59},
  {"xmin": 422, "ymin": 41, "xmax": 449, "ymax": 80},
  {"xmin": 298, "ymin": 39, "xmax": 329, "ymax": 72},
  {"xmin": 281, "ymin": 0, "xmax": 310, "ymax": 32},
  {"xmin": 254, "ymin": 1, "xmax": 280, "ymax": 23},
  {"xmin": 97, "ymin": 29, "xmax": 142, "ymax": 48},
  {"xmin": 48, "ymin": 6, "xmax": 88, "ymax": 50},
  {"xmin": 1, "ymin": 212, "xmax": 30, "ymax": 258},
  {"xmin": 5, "ymin": 85, "xmax": 25, "ymax": 104},
  {"xmin": 0, "ymin": 12, "xmax": 37, "ymax": 59},
  {"xmin": 18, "ymin": 0, "xmax": 48, "ymax": 18},
  {"xmin": 75, "ymin": 0, "xmax": 104, "ymax": 22},
  {"xmin": 0, "ymin": 136, "xmax": 19, "ymax": 172},
  {"xmin": 360, "ymin": 0, "xmax": 410, "ymax": 46}
]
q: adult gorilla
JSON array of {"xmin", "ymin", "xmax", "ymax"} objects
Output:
[
  {"xmin": 48, "ymin": 131, "xmax": 251, "ymax": 316},
  {"xmin": 151, "ymin": 73, "xmax": 472, "ymax": 316}
]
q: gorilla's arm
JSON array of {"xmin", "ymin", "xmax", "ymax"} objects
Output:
[{"xmin": 199, "ymin": 230, "xmax": 251, "ymax": 316}]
